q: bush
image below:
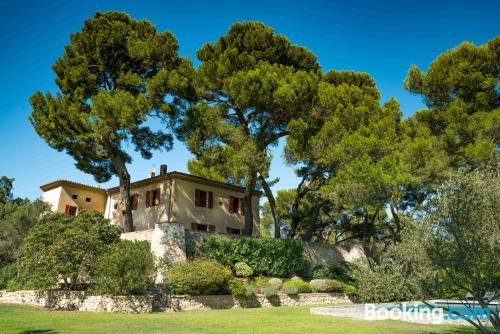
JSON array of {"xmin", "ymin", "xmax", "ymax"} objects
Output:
[
  {"xmin": 310, "ymin": 279, "xmax": 342, "ymax": 292},
  {"xmin": 201, "ymin": 236, "xmax": 307, "ymax": 277},
  {"xmin": 0, "ymin": 263, "xmax": 16, "ymax": 290},
  {"xmin": 284, "ymin": 279, "xmax": 312, "ymax": 293},
  {"xmin": 6, "ymin": 279, "xmax": 22, "ymax": 291},
  {"xmin": 167, "ymin": 259, "xmax": 231, "ymax": 295},
  {"xmin": 282, "ymin": 281, "xmax": 299, "ymax": 295},
  {"xmin": 341, "ymin": 282, "xmax": 358, "ymax": 295},
  {"xmin": 245, "ymin": 285, "xmax": 256, "ymax": 297},
  {"xmin": 267, "ymin": 278, "xmax": 283, "ymax": 290},
  {"xmin": 19, "ymin": 212, "xmax": 121, "ymax": 290},
  {"xmin": 261, "ymin": 285, "xmax": 277, "ymax": 298},
  {"xmin": 92, "ymin": 240, "xmax": 156, "ymax": 295},
  {"xmin": 330, "ymin": 262, "xmax": 356, "ymax": 283},
  {"xmin": 229, "ymin": 280, "xmax": 246, "ymax": 297},
  {"xmin": 254, "ymin": 276, "xmax": 270, "ymax": 289},
  {"xmin": 234, "ymin": 262, "xmax": 253, "ymax": 277},
  {"xmin": 312, "ymin": 265, "xmax": 332, "ymax": 279}
]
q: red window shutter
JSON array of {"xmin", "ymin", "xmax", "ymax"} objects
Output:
[
  {"xmin": 191, "ymin": 222, "xmax": 197, "ymax": 231},
  {"xmin": 145, "ymin": 191, "xmax": 151, "ymax": 207},
  {"xmin": 155, "ymin": 188, "xmax": 161, "ymax": 205},
  {"xmin": 208, "ymin": 191, "xmax": 213, "ymax": 209},
  {"xmin": 131, "ymin": 195, "xmax": 138, "ymax": 210},
  {"xmin": 195, "ymin": 189, "xmax": 200, "ymax": 207},
  {"xmin": 65, "ymin": 205, "xmax": 70, "ymax": 214},
  {"xmin": 240, "ymin": 199, "xmax": 245, "ymax": 215},
  {"xmin": 209, "ymin": 225, "xmax": 216, "ymax": 233},
  {"xmin": 229, "ymin": 196, "xmax": 234, "ymax": 213}
]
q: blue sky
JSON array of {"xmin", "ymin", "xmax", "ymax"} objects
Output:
[{"xmin": 0, "ymin": 0, "xmax": 498, "ymax": 200}]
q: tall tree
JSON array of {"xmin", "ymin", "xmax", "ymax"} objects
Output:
[
  {"xmin": 177, "ymin": 22, "xmax": 320, "ymax": 235},
  {"xmin": 0, "ymin": 177, "xmax": 14, "ymax": 204},
  {"xmin": 404, "ymin": 36, "xmax": 499, "ymax": 168},
  {"xmin": 30, "ymin": 11, "xmax": 194, "ymax": 231}
]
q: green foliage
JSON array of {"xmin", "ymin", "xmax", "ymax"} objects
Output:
[
  {"xmin": 92, "ymin": 240, "xmax": 155, "ymax": 295},
  {"xmin": 309, "ymin": 279, "xmax": 342, "ymax": 293},
  {"xmin": 234, "ymin": 262, "xmax": 253, "ymax": 278},
  {"xmin": 0, "ymin": 199, "xmax": 50, "ymax": 265},
  {"xmin": 245, "ymin": 285, "xmax": 256, "ymax": 297},
  {"xmin": 261, "ymin": 285, "xmax": 278, "ymax": 298},
  {"xmin": 425, "ymin": 169, "xmax": 500, "ymax": 304},
  {"xmin": 5, "ymin": 279, "xmax": 22, "ymax": 292},
  {"xmin": 351, "ymin": 261, "xmax": 423, "ymax": 303},
  {"xmin": 0, "ymin": 263, "xmax": 16, "ymax": 290},
  {"xmin": 404, "ymin": 37, "xmax": 499, "ymax": 168},
  {"xmin": 228, "ymin": 279, "xmax": 246, "ymax": 298},
  {"xmin": 282, "ymin": 282, "xmax": 299, "ymax": 295},
  {"xmin": 341, "ymin": 282, "xmax": 358, "ymax": 295},
  {"xmin": 166, "ymin": 259, "xmax": 231, "ymax": 295},
  {"xmin": 18, "ymin": 211, "xmax": 121, "ymax": 290},
  {"xmin": 0, "ymin": 177, "xmax": 14, "ymax": 204},
  {"xmin": 201, "ymin": 236, "xmax": 307, "ymax": 277},
  {"xmin": 267, "ymin": 278, "xmax": 283, "ymax": 290},
  {"xmin": 283, "ymin": 279, "xmax": 312, "ymax": 293},
  {"xmin": 311, "ymin": 266, "xmax": 332, "ymax": 279}
]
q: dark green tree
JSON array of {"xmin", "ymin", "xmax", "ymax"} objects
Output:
[
  {"xmin": 177, "ymin": 22, "xmax": 321, "ymax": 236},
  {"xmin": 19, "ymin": 211, "xmax": 121, "ymax": 290},
  {"xmin": 0, "ymin": 176, "xmax": 14, "ymax": 204},
  {"xmin": 30, "ymin": 11, "xmax": 194, "ymax": 232},
  {"xmin": 404, "ymin": 36, "xmax": 499, "ymax": 168}
]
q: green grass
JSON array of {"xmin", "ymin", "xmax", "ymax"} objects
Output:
[{"xmin": 0, "ymin": 304, "xmax": 479, "ymax": 334}]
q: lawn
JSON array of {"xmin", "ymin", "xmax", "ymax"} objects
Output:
[{"xmin": 0, "ymin": 304, "xmax": 480, "ymax": 334}]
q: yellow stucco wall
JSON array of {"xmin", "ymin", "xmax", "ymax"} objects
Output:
[
  {"xmin": 104, "ymin": 179, "xmax": 172, "ymax": 231},
  {"xmin": 42, "ymin": 185, "xmax": 106, "ymax": 214},
  {"xmin": 172, "ymin": 178, "xmax": 260, "ymax": 236}
]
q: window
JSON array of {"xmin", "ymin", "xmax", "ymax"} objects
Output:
[
  {"xmin": 72, "ymin": 194, "xmax": 78, "ymax": 199},
  {"xmin": 191, "ymin": 223, "xmax": 215, "ymax": 232},
  {"xmin": 226, "ymin": 227, "xmax": 242, "ymax": 235},
  {"xmin": 65, "ymin": 205, "xmax": 77, "ymax": 216},
  {"xmin": 85, "ymin": 197, "xmax": 91, "ymax": 202},
  {"xmin": 195, "ymin": 189, "xmax": 213, "ymax": 208},
  {"xmin": 229, "ymin": 196, "xmax": 245, "ymax": 215},
  {"xmin": 146, "ymin": 189, "xmax": 160, "ymax": 207},
  {"xmin": 131, "ymin": 194, "xmax": 138, "ymax": 210}
]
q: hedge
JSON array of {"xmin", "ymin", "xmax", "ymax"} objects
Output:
[{"xmin": 201, "ymin": 236, "xmax": 307, "ymax": 278}]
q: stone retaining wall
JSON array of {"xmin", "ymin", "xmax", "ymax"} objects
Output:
[
  {"xmin": 165, "ymin": 293, "xmax": 352, "ymax": 311},
  {"xmin": 0, "ymin": 290, "xmax": 153, "ymax": 313}
]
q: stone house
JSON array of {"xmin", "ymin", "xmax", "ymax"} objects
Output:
[{"xmin": 40, "ymin": 165, "xmax": 261, "ymax": 236}]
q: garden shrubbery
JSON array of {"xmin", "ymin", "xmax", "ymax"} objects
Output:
[
  {"xmin": 310, "ymin": 279, "xmax": 342, "ymax": 292},
  {"xmin": 201, "ymin": 236, "xmax": 307, "ymax": 278},
  {"xmin": 282, "ymin": 279, "xmax": 312, "ymax": 293},
  {"xmin": 166, "ymin": 259, "xmax": 231, "ymax": 295},
  {"xmin": 92, "ymin": 240, "xmax": 156, "ymax": 295}
]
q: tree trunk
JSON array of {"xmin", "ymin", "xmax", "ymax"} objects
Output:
[
  {"xmin": 243, "ymin": 173, "xmax": 257, "ymax": 236},
  {"xmin": 289, "ymin": 176, "xmax": 308, "ymax": 239},
  {"xmin": 259, "ymin": 175, "xmax": 280, "ymax": 238},
  {"xmin": 106, "ymin": 144, "xmax": 133, "ymax": 232},
  {"xmin": 390, "ymin": 203, "xmax": 402, "ymax": 243},
  {"xmin": 302, "ymin": 200, "xmax": 322, "ymax": 242}
]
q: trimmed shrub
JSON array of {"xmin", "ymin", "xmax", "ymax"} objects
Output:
[
  {"xmin": 0, "ymin": 263, "xmax": 16, "ymax": 290},
  {"xmin": 201, "ymin": 236, "xmax": 307, "ymax": 277},
  {"xmin": 341, "ymin": 282, "xmax": 358, "ymax": 295},
  {"xmin": 254, "ymin": 276, "xmax": 270, "ymax": 290},
  {"xmin": 229, "ymin": 279, "xmax": 246, "ymax": 297},
  {"xmin": 268, "ymin": 278, "xmax": 283, "ymax": 290},
  {"xmin": 167, "ymin": 259, "xmax": 231, "ymax": 295},
  {"xmin": 310, "ymin": 279, "xmax": 342, "ymax": 292},
  {"xmin": 330, "ymin": 262, "xmax": 356, "ymax": 283},
  {"xmin": 234, "ymin": 262, "xmax": 253, "ymax": 277},
  {"xmin": 6, "ymin": 279, "xmax": 22, "ymax": 291},
  {"xmin": 282, "ymin": 281, "xmax": 299, "ymax": 295},
  {"xmin": 284, "ymin": 279, "xmax": 312, "ymax": 293},
  {"xmin": 245, "ymin": 285, "xmax": 256, "ymax": 297},
  {"xmin": 312, "ymin": 265, "xmax": 332, "ymax": 279},
  {"xmin": 262, "ymin": 285, "xmax": 278, "ymax": 298},
  {"xmin": 92, "ymin": 240, "xmax": 156, "ymax": 295}
]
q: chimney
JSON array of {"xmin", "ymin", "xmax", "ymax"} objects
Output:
[
  {"xmin": 160, "ymin": 164, "xmax": 168, "ymax": 175},
  {"xmin": 149, "ymin": 170, "xmax": 156, "ymax": 178}
]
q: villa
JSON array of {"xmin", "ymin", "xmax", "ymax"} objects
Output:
[{"xmin": 40, "ymin": 165, "xmax": 261, "ymax": 236}]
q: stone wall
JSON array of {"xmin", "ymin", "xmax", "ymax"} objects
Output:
[
  {"xmin": 0, "ymin": 290, "xmax": 153, "ymax": 313},
  {"xmin": 165, "ymin": 293, "xmax": 352, "ymax": 311},
  {"xmin": 300, "ymin": 242, "xmax": 364, "ymax": 270}
]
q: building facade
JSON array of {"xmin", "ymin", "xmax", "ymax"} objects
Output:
[{"xmin": 40, "ymin": 167, "xmax": 260, "ymax": 236}]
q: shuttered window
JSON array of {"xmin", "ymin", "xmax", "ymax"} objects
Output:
[
  {"xmin": 195, "ymin": 189, "xmax": 213, "ymax": 208},
  {"xmin": 145, "ymin": 189, "xmax": 160, "ymax": 207},
  {"xmin": 131, "ymin": 194, "xmax": 138, "ymax": 210},
  {"xmin": 229, "ymin": 196, "xmax": 243, "ymax": 214},
  {"xmin": 191, "ymin": 223, "xmax": 216, "ymax": 232},
  {"xmin": 65, "ymin": 205, "xmax": 77, "ymax": 216}
]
